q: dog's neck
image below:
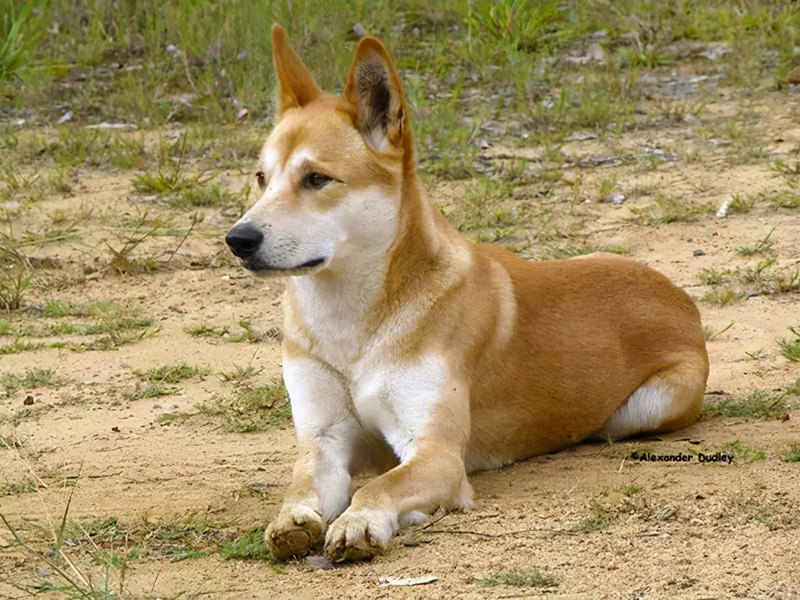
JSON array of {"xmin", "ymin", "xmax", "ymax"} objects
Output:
[{"xmin": 284, "ymin": 171, "xmax": 463, "ymax": 368}]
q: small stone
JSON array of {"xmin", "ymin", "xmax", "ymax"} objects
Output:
[
  {"xmin": 693, "ymin": 249, "xmax": 706, "ymax": 257},
  {"xmin": 23, "ymin": 396, "xmax": 34, "ymax": 406},
  {"xmin": 602, "ymin": 192, "xmax": 626, "ymax": 205},
  {"xmin": 304, "ymin": 555, "xmax": 334, "ymax": 571}
]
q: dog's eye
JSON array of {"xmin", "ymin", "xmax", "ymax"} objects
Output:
[
  {"xmin": 255, "ymin": 171, "xmax": 266, "ymax": 189},
  {"xmin": 305, "ymin": 172, "xmax": 331, "ymax": 189}
]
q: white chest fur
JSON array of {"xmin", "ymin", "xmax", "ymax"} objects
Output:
[{"xmin": 348, "ymin": 354, "xmax": 448, "ymax": 462}]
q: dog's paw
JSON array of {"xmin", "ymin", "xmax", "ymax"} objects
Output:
[
  {"xmin": 323, "ymin": 508, "xmax": 396, "ymax": 563},
  {"xmin": 266, "ymin": 505, "xmax": 325, "ymax": 561}
]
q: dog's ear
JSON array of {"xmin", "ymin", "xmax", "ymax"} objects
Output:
[
  {"xmin": 342, "ymin": 36, "xmax": 409, "ymax": 152},
  {"xmin": 271, "ymin": 24, "xmax": 322, "ymax": 114}
]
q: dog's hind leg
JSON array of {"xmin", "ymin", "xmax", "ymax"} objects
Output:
[{"xmin": 595, "ymin": 355, "xmax": 708, "ymax": 441}]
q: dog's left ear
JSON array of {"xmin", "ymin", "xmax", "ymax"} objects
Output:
[{"xmin": 342, "ymin": 36, "xmax": 409, "ymax": 152}]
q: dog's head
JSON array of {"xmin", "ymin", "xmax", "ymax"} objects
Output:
[{"xmin": 226, "ymin": 25, "xmax": 412, "ymax": 277}]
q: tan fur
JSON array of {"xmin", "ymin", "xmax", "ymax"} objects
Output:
[{"xmin": 233, "ymin": 26, "xmax": 709, "ymax": 562}]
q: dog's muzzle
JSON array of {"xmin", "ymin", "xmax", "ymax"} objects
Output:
[{"xmin": 226, "ymin": 224, "xmax": 263, "ymax": 258}]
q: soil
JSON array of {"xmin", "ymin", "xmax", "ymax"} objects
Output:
[{"xmin": 1, "ymin": 88, "xmax": 800, "ymax": 599}]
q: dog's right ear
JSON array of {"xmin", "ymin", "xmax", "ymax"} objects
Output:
[{"xmin": 271, "ymin": 24, "xmax": 322, "ymax": 114}]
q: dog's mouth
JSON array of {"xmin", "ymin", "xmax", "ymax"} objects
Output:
[{"xmin": 239, "ymin": 256, "xmax": 328, "ymax": 277}]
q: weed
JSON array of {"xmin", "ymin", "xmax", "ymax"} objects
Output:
[
  {"xmin": 703, "ymin": 389, "xmax": 797, "ymax": 420},
  {"xmin": 0, "ymin": 338, "xmax": 44, "ymax": 355},
  {"xmin": 186, "ymin": 321, "xmax": 265, "ymax": 344},
  {"xmin": 138, "ymin": 362, "xmax": 207, "ymax": 384},
  {"xmin": 167, "ymin": 546, "xmax": 206, "ymax": 561},
  {"xmin": 703, "ymin": 321, "xmax": 734, "ymax": 341},
  {"xmin": 217, "ymin": 364, "xmax": 264, "ymax": 384},
  {"xmin": 132, "ymin": 135, "xmax": 212, "ymax": 198},
  {"xmin": 186, "ymin": 323, "xmax": 229, "ymax": 338},
  {"xmin": 543, "ymin": 245, "xmax": 628, "ymax": 259},
  {"xmin": 196, "ymin": 380, "xmax": 290, "ymax": 433},
  {"xmin": 156, "ymin": 412, "xmax": 181, "ymax": 426},
  {"xmin": 123, "ymin": 383, "xmax": 178, "ymax": 400},
  {"xmin": 729, "ymin": 194, "xmax": 756, "ymax": 214},
  {"xmin": 702, "ymin": 285, "xmax": 736, "ymax": 306},
  {"xmin": 633, "ymin": 197, "xmax": 714, "ymax": 226},
  {"xmin": 781, "ymin": 443, "xmax": 800, "ymax": 463},
  {"xmin": 219, "ymin": 527, "xmax": 273, "ymax": 561},
  {"xmin": 0, "ymin": 235, "xmax": 33, "ymax": 311},
  {"xmin": 468, "ymin": 0, "xmax": 565, "ymax": 54},
  {"xmin": 1, "ymin": 367, "xmax": 54, "ymax": 397},
  {"xmin": 574, "ymin": 502, "xmax": 616, "ymax": 533},
  {"xmin": 619, "ymin": 484, "xmax": 641, "ymax": 497},
  {"xmin": 701, "ymin": 261, "xmax": 799, "ymax": 305},
  {"xmin": 477, "ymin": 567, "xmax": 557, "ymax": 588},
  {"xmin": 699, "ymin": 268, "xmax": 726, "ymax": 286},
  {"xmin": 778, "ymin": 327, "xmax": 800, "ymax": 362},
  {"xmin": 736, "ymin": 227, "xmax": 775, "ymax": 257},
  {"xmin": 0, "ymin": 3, "xmax": 41, "ymax": 80},
  {"xmin": 720, "ymin": 440, "xmax": 766, "ymax": 464}
]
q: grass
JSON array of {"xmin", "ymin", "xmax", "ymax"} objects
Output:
[
  {"xmin": 574, "ymin": 502, "xmax": 617, "ymax": 533},
  {"xmin": 729, "ymin": 194, "xmax": 757, "ymax": 214},
  {"xmin": 700, "ymin": 261, "xmax": 799, "ymax": 306},
  {"xmin": 219, "ymin": 527, "xmax": 272, "ymax": 561},
  {"xmin": 137, "ymin": 362, "xmax": 208, "ymax": 384},
  {"xmin": 477, "ymin": 567, "xmax": 557, "ymax": 589},
  {"xmin": 720, "ymin": 440, "xmax": 766, "ymax": 464},
  {"xmin": 0, "ymin": 301, "xmax": 159, "ymax": 353},
  {"xmin": 735, "ymin": 228, "xmax": 776, "ymax": 257},
  {"xmin": 123, "ymin": 383, "xmax": 178, "ymax": 400},
  {"xmin": 702, "ymin": 389, "xmax": 798, "ymax": 420},
  {"xmin": 1, "ymin": 367, "xmax": 54, "ymax": 396},
  {"xmin": 543, "ymin": 245, "xmax": 628, "ymax": 259},
  {"xmin": 196, "ymin": 380, "xmax": 290, "ymax": 433},
  {"xmin": 781, "ymin": 443, "xmax": 800, "ymax": 463},
  {"xmin": 633, "ymin": 196, "xmax": 714, "ymax": 226},
  {"xmin": 778, "ymin": 327, "xmax": 800, "ymax": 362},
  {"xmin": 186, "ymin": 320, "xmax": 267, "ymax": 344},
  {"xmin": 619, "ymin": 484, "xmax": 641, "ymax": 497}
]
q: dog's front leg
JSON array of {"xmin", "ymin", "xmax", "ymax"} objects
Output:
[
  {"xmin": 324, "ymin": 385, "xmax": 472, "ymax": 562},
  {"xmin": 266, "ymin": 349, "xmax": 361, "ymax": 561}
]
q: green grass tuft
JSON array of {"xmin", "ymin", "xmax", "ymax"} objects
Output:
[
  {"xmin": 1, "ymin": 367, "xmax": 54, "ymax": 396},
  {"xmin": 477, "ymin": 568, "xmax": 557, "ymax": 588},
  {"xmin": 703, "ymin": 389, "xmax": 797, "ymax": 420},
  {"xmin": 720, "ymin": 440, "xmax": 766, "ymax": 464},
  {"xmin": 196, "ymin": 380, "xmax": 290, "ymax": 433},
  {"xmin": 633, "ymin": 197, "xmax": 714, "ymax": 226},
  {"xmin": 219, "ymin": 527, "xmax": 273, "ymax": 561},
  {"xmin": 138, "ymin": 362, "xmax": 207, "ymax": 384},
  {"xmin": 781, "ymin": 443, "xmax": 800, "ymax": 463},
  {"xmin": 778, "ymin": 327, "xmax": 800, "ymax": 362}
]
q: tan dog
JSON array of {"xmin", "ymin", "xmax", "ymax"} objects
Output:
[{"xmin": 225, "ymin": 25, "xmax": 709, "ymax": 563}]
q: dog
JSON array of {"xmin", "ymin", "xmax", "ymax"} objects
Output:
[{"xmin": 225, "ymin": 25, "xmax": 709, "ymax": 563}]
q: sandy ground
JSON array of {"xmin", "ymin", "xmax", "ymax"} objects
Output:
[{"xmin": 2, "ymin": 87, "xmax": 800, "ymax": 599}]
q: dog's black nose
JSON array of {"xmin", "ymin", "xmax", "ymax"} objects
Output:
[{"xmin": 226, "ymin": 224, "xmax": 264, "ymax": 258}]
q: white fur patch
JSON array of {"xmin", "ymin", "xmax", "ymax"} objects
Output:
[
  {"xmin": 600, "ymin": 382, "xmax": 673, "ymax": 440},
  {"xmin": 351, "ymin": 355, "xmax": 448, "ymax": 463},
  {"xmin": 287, "ymin": 185, "xmax": 400, "ymax": 370},
  {"xmin": 283, "ymin": 355, "xmax": 360, "ymax": 522}
]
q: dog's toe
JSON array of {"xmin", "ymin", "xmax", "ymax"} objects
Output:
[
  {"xmin": 324, "ymin": 508, "xmax": 394, "ymax": 563},
  {"xmin": 266, "ymin": 505, "xmax": 324, "ymax": 561}
]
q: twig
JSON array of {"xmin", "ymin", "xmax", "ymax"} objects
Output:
[{"xmin": 165, "ymin": 212, "xmax": 199, "ymax": 264}]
